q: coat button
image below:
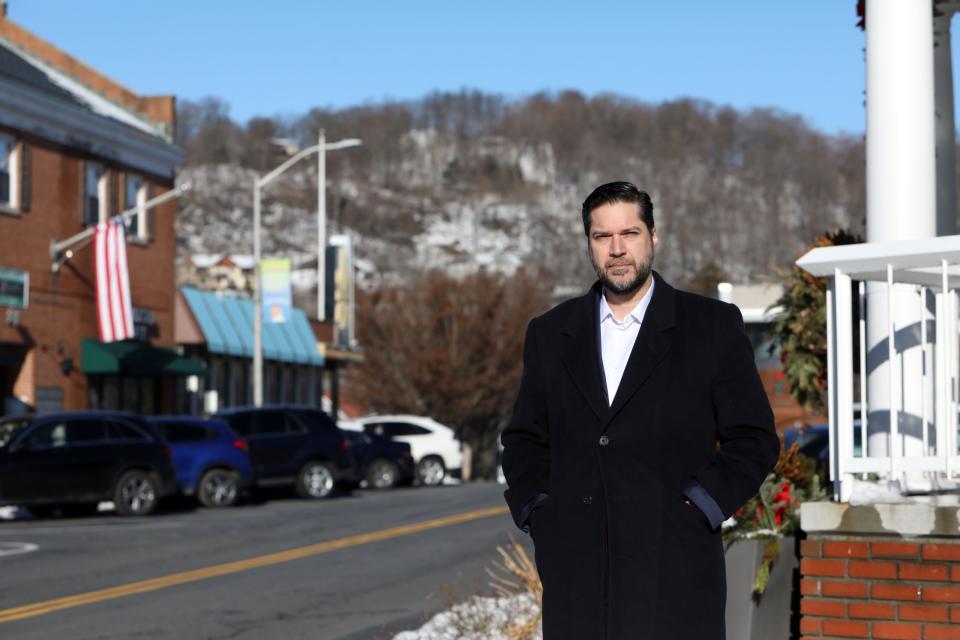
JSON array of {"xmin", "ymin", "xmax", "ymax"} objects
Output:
[
  {"xmin": 598, "ymin": 435, "xmax": 610, "ymax": 446},
  {"xmin": 583, "ymin": 496, "xmax": 593, "ymax": 505}
]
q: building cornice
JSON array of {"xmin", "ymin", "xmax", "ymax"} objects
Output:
[{"xmin": 0, "ymin": 76, "xmax": 182, "ymax": 179}]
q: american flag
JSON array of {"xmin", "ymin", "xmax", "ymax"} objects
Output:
[{"xmin": 93, "ymin": 220, "xmax": 134, "ymax": 342}]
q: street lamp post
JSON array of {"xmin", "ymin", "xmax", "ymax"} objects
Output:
[
  {"xmin": 317, "ymin": 129, "xmax": 326, "ymax": 322},
  {"xmin": 252, "ymin": 179, "xmax": 263, "ymax": 407},
  {"xmin": 251, "ymin": 133, "xmax": 361, "ymax": 406}
]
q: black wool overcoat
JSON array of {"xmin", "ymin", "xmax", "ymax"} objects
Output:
[{"xmin": 501, "ymin": 272, "xmax": 779, "ymax": 640}]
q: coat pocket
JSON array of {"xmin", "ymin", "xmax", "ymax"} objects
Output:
[
  {"xmin": 528, "ymin": 497, "xmax": 551, "ymax": 541},
  {"xmin": 679, "ymin": 497, "xmax": 712, "ymax": 532}
]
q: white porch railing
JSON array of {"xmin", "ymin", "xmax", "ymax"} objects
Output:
[{"xmin": 796, "ymin": 236, "xmax": 960, "ymax": 502}]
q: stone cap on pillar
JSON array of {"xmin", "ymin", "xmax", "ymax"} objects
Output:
[{"xmin": 801, "ymin": 502, "xmax": 960, "ymax": 538}]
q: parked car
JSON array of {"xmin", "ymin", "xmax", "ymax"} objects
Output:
[
  {"xmin": 215, "ymin": 405, "xmax": 354, "ymax": 499},
  {"xmin": 343, "ymin": 430, "xmax": 414, "ymax": 490},
  {"xmin": 783, "ymin": 420, "xmax": 863, "ymax": 464},
  {"xmin": 147, "ymin": 416, "xmax": 252, "ymax": 507},
  {"xmin": 0, "ymin": 411, "xmax": 177, "ymax": 517},
  {"xmin": 341, "ymin": 415, "xmax": 462, "ymax": 486}
]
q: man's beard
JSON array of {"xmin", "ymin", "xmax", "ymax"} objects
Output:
[{"xmin": 590, "ymin": 251, "xmax": 654, "ymax": 296}]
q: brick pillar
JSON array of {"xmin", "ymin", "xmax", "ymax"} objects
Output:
[{"xmin": 800, "ymin": 503, "xmax": 960, "ymax": 639}]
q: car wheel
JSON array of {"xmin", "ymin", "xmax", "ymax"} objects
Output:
[
  {"xmin": 366, "ymin": 459, "xmax": 400, "ymax": 490},
  {"xmin": 416, "ymin": 457, "xmax": 446, "ymax": 487},
  {"xmin": 113, "ymin": 470, "xmax": 159, "ymax": 516},
  {"xmin": 197, "ymin": 468, "xmax": 240, "ymax": 508},
  {"xmin": 296, "ymin": 461, "xmax": 336, "ymax": 499}
]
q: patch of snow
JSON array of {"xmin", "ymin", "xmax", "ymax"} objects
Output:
[
  {"xmin": 394, "ymin": 593, "xmax": 541, "ymax": 640},
  {"xmin": 848, "ymin": 480, "xmax": 910, "ymax": 506}
]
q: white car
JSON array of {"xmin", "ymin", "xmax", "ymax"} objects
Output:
[{"xmin": 341, "ymin": 415, "xmax": 462, "ymax": 486}]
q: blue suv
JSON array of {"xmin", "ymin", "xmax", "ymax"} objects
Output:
[{"xmin": 148, "ymin": 416, "xmax": 252, "ymax": 508}]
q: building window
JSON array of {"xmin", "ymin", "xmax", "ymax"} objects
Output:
[
  {"xmin": 125, "ymin": 174, "xmax": 148, "ymax": 240},
  {"xmin": 0, "ymin": 135, "xmax": 18, "ymax": 210},
  {"xmin": 282, "ymin": 366, "xmax": 295, "ymax": 404},
  {"xmin": 101, "ymin": 375, "xmax": 120, "ymax": 410},
  {"xmin": 83, "ymin": 162, "xmax": 106, "ymax": 226},
  {"xmin": 230, "ymin": 359, "xmax": 245, "ymax": 408}
]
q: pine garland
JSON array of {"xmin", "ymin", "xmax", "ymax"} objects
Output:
[{"xmin": 767, "ymin": 229, "xmax": 862, "ymax": 413}]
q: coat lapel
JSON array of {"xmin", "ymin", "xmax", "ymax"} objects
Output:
[
  {"xmin": 560, "ymin": 282, "xmax": 608, "ymax": 424},
  {"xmin": 606, "ymin": 272, "xmax": 677, "ymax": 425}
]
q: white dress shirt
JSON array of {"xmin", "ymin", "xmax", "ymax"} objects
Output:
[{"xmin": 599, "ymin": 279, "xmax": 655, "ymax": 404}]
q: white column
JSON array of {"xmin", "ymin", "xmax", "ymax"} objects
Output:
[
  {"xmin": 831, "ymin": 271, "xmax": 856, "ymax": 501},
  {"xmin": 864, "ymin": 0, "xmax": 937, "ymax": 486},
  {"xmin": 935, "ymin": 8, "xmax": 957, "ymax": 236},
  {"xmin": 866, "ymin": 0, "xmax": 936, "ymax": 236}
]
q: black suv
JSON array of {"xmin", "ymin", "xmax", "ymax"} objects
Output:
[
  {"xmin": 344, "ymin": 431, "xmax": 414, "ymax": 490},
  {"xmin": 0, "ymin": 412, "xmax": 178, "ymax": 517},
  {"xmin": 215, "ymin": 406, "xmax": 354, "ymax": 498}
]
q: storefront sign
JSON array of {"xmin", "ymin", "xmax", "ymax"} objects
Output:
[{"xmin": 0, "ymin": 267, "xmax": 28, "ymax": 308}]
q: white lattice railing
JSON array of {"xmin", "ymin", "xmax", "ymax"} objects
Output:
[{"xmin": 797, "ymin": 236, "xmax": 960, "ymax": 502}]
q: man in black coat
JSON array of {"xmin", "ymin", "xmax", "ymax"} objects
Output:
[{"xmin": 501, "ymin": 181, "xmax": 779, "ymax": 639}]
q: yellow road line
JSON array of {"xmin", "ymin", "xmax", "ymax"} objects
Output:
[{"xmin": 0, "ymin": 504, "xmax": 509, "ymax": 624}]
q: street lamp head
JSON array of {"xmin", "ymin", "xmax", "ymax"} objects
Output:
[
  {"xmin": 325, "ymin": 139, "xmax": 363, "ymax": 151},
  {"xmin": 269, "ymin": 137, "xmax": 302, "ymax": 156}
]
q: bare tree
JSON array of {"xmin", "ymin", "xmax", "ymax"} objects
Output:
[
  {"xmin": 345, "ymin": 269, "xmax": 549, "ymax": 479},
  {"xmin": 176, "ymin": 97, "xmax": 242, "ymax": 166}
]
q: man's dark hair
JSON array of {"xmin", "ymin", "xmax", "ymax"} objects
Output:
[{"xmin": 581, "ymin": 181, "xmax": 655, "ymax": 236}]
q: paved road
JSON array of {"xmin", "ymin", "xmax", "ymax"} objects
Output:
[{"xmin": 0, "ymin": 482, "xmax": 526, "ymax": 640}]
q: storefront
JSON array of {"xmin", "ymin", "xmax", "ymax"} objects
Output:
[
  {"xmin": 176, "ymin": 287, "xmax": 324, "ymax": 414},
  {"xmin": 82, "ymin": 339, "xmax": 206, "ymax": 415}
]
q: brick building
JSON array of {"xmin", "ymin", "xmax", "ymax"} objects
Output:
[{"xmin": 0, "ymin": 7, "xmax": 196, "ymax": 415}]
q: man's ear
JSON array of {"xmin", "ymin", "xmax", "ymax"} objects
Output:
[{"xmin": 651, "ymin": 227, "xmax": 659, "ymax": 247}]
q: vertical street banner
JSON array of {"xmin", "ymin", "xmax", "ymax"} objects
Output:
[
  {"xmin": 261, "ymin": 258, "xmax": 293, "ymax": 323},
  {"xmin": 93, "ymin": 220, "xmax": 134, "ymax": 342},
  {"xmin": 325, "ymin": 235, "xmax": 355, "ymax": 347}
]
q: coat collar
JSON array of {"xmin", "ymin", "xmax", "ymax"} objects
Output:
[
  {"xmin": 560, "ymin": 271, "xmax": 676, "ymax": 426},
  {"xmin": 607, "ymin": 271, "xmax": 676, "ymax": 422}
]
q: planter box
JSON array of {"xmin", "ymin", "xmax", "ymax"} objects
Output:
[{"xmin": 724, "ymin": 536, "xmax": 798, "ymax": 640}]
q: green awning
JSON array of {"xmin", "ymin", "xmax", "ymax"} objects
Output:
[{"xmin": 81, "ymin": 339, "xmax": 207, "ymax": 377}]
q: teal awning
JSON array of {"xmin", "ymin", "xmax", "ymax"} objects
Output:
[
  {"xmin": 81, "ymin": 339, "xmax": 207, "ymax": 377},
  {"xmin": 180, "ymin": 287, "xmax": 323, "ymax": 366}
]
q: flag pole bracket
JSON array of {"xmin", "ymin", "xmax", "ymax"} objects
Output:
[{"xmin": 49, "ymin": 182, "xmax": 191, "ymax": 272}]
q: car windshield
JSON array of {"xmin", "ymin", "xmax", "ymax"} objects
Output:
[{"xmin": 0, "ymin": 417, "xmax": 32, "ymax": 448}]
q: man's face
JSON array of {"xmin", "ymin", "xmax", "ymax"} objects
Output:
[{"xmin": 587, "ymin": 200, "xmax": 658, "ymax": 296}]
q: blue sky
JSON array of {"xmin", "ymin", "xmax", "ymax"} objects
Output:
[{"xmin": 11, "ymin": 1, "xmax": 872, "ymax": 135}]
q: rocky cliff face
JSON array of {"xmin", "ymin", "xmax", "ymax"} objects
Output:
[{"xmin": 176, "ymin": 97, "xmax": 864, "ymax": 297}]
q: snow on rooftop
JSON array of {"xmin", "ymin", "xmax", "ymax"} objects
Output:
[
  {"xmin": 188, "ymin": 254, "xmax": 223, "ymax": 268},
  {"xmin": 228, "ymin": 255, "xmax": 257, "ymax": 269}
]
